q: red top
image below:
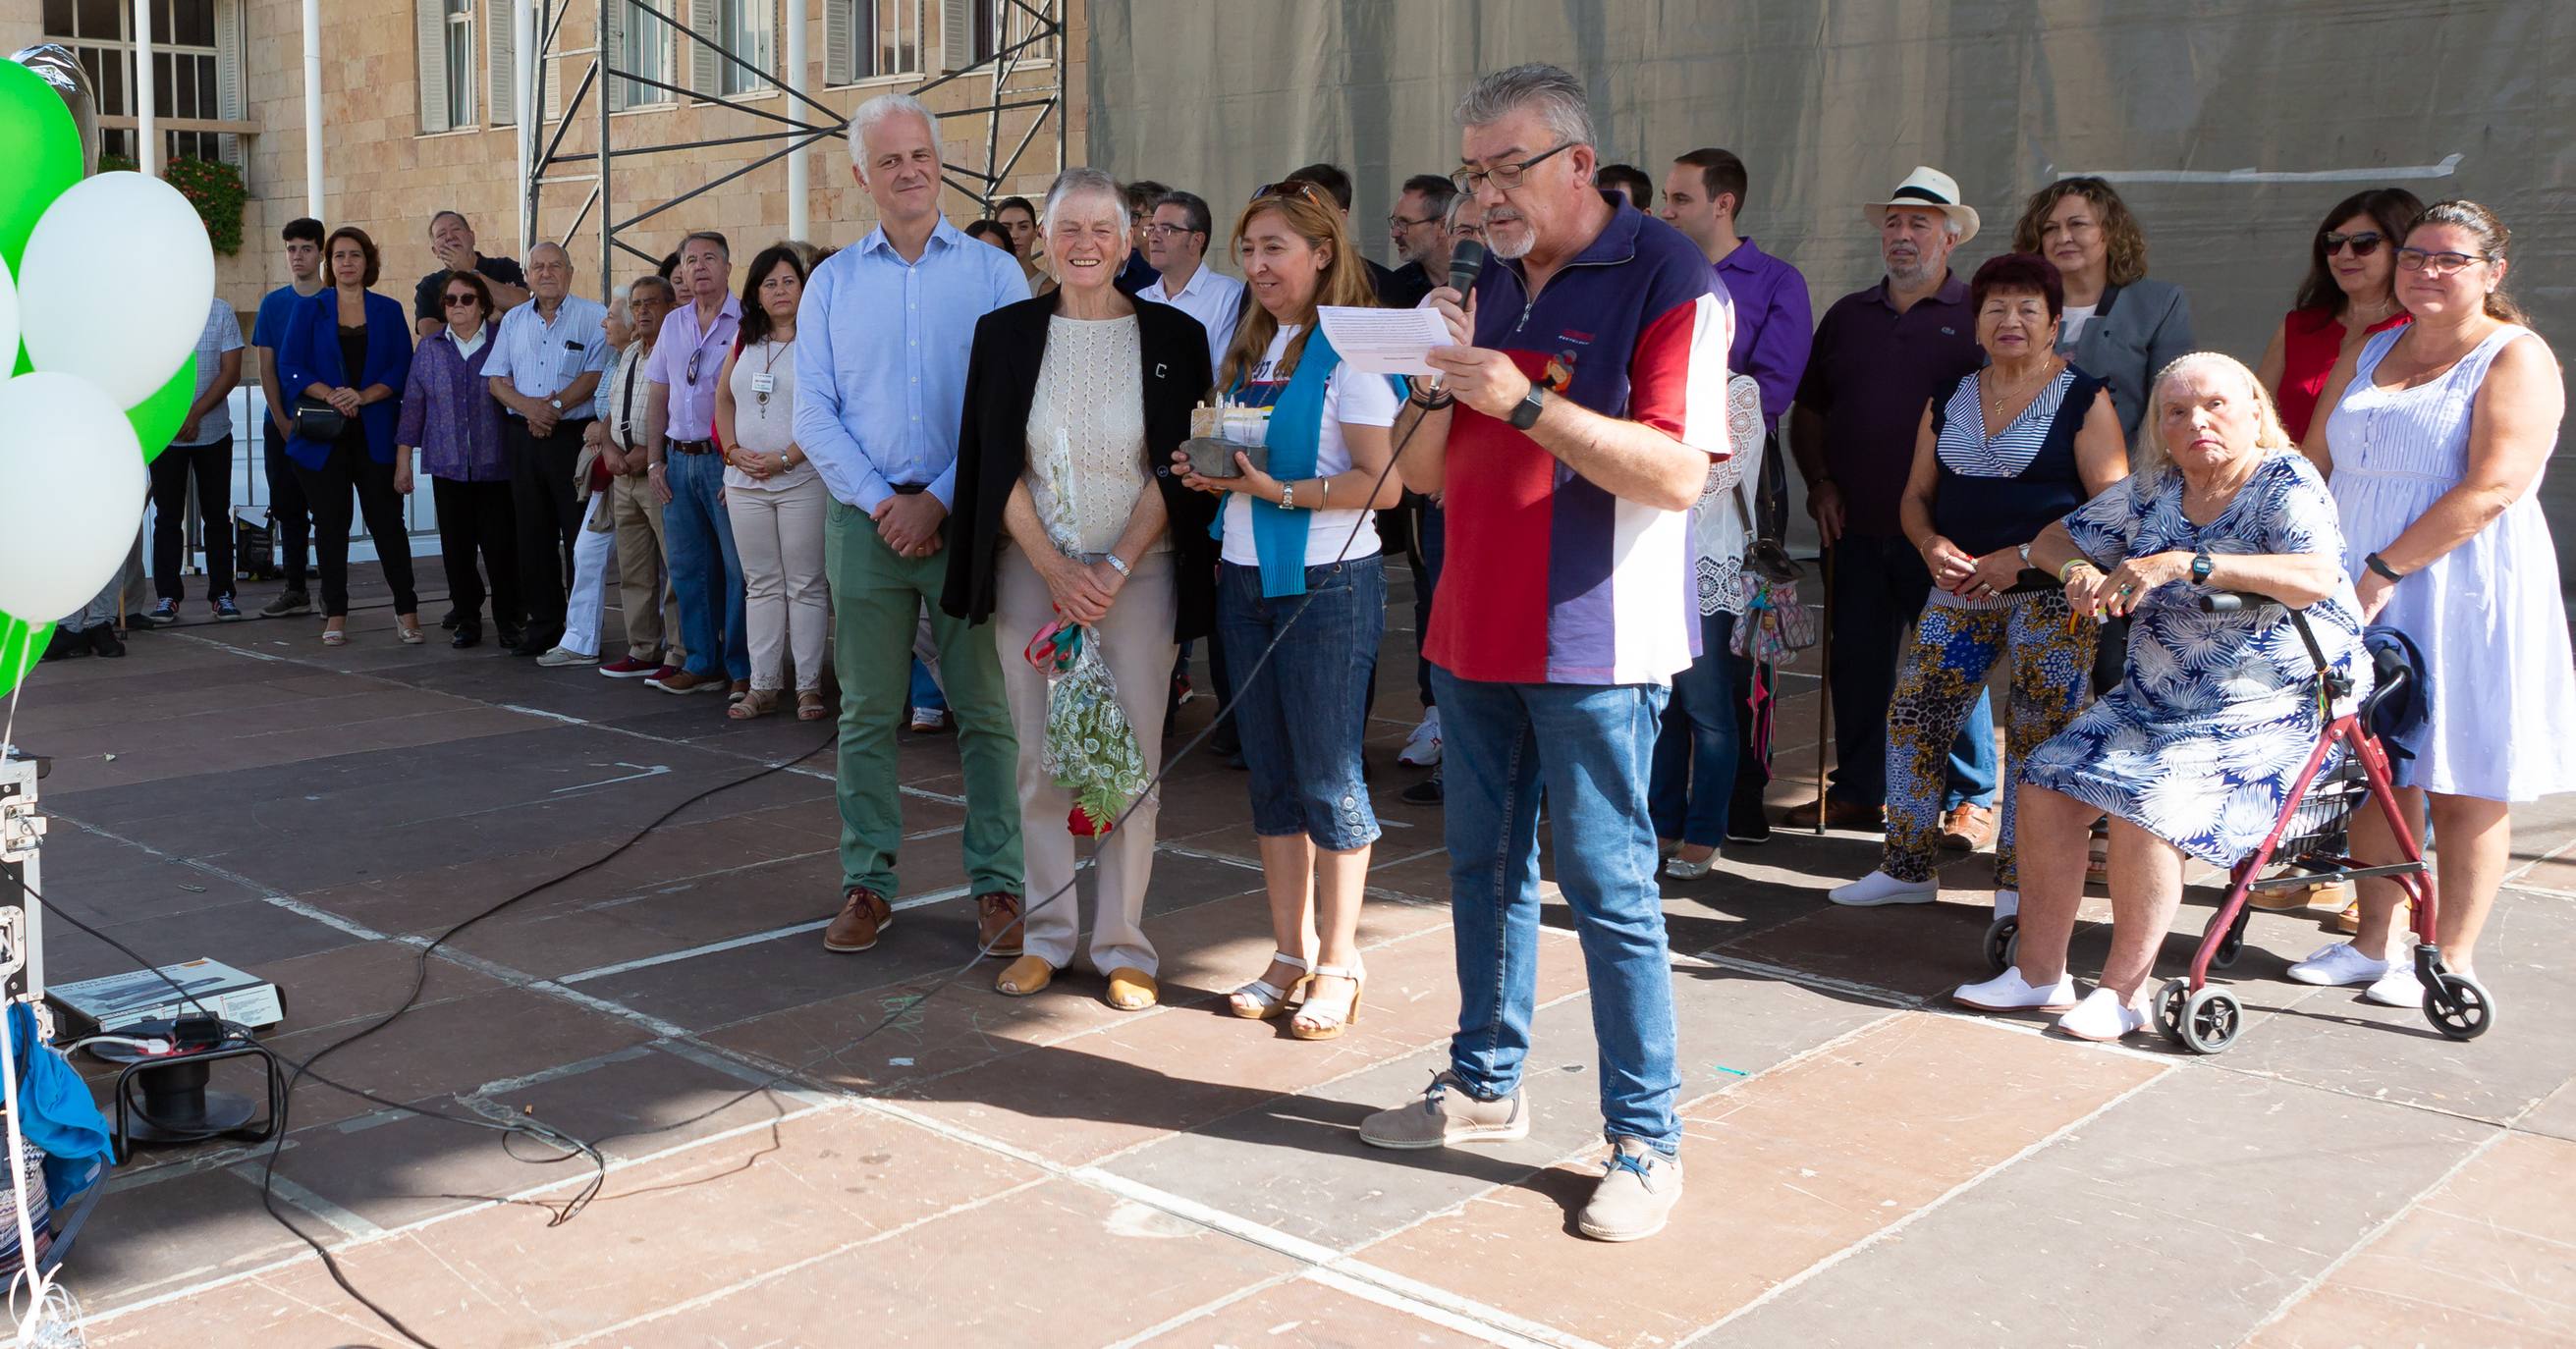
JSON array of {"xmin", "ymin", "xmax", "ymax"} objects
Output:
[{"xmin": 2277, "ymin": 305, "xmax": 2410, "ymax": 442}]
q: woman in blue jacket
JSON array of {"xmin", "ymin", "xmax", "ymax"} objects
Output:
[{"xmin": 280, "ymin": 226, "xmax": 420, "ymax": 645}]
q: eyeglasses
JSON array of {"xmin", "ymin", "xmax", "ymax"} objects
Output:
[
  {"xmin": 442, "ymin": 294, "xmax": 480, "ymax": 307},
  {"xmin": 2321, "ymin": 230, "xmax": 2385, "ymax": 257},
  {"xmin": 2395, "ymin": 246, "xmax": 2491, "ymax": 274},
  {"xmin": 1451, "ymin": 141, "xmax": 1577, "ymax": 197},
  {"xmin": 1387, "ymin": 213, "xmax": 1440, "ymax": 230},
  {"xmin": 1144, "ymin": 223, "xmax": 1202, "ymax": 240},
  {"xmin": 686, "ymin": 348, "xmax": 708, "ymax": 384},
  {"xmin": 1249, "ymin": 181, "xmax": 1326, "ymax": 206}
]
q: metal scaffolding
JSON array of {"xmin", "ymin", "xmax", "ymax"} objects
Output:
[{"xmin": 516, "ymin": 0, "xmax": 1068, "ymax": 300}]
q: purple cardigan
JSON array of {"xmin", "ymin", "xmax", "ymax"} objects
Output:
[{"xmin": 397, "ymin": 326, "xmax": 509, "ymax": 482}]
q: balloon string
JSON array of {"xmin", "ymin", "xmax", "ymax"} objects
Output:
[{"xmin": 2, "ymin": 624, "xmax": 29, "ymax": 753}]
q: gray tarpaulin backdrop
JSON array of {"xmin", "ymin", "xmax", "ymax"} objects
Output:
[{"xmin": 1085, "ymin": 0, "xmax": 2574, "ymax": 590}]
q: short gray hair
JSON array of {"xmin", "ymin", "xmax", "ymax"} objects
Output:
[
  {"xmin": 1453, "ymin": 63, "xmax": 1596, "ymax": 148},
  {"xmin": 1041, "ymin": 167, "xmax": 1124, "ymax": 231},
  {"xmin": 848, "ymin": 91, "xmax": 936, "ymax": 167},
  {"xmin": 628, "ymin": 274, "xmax": 676, "ymax": 305}
]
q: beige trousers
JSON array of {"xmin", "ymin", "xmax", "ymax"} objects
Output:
[
  {"xmin": 607, "ymin": 472, "xmax": 681, "ymax": 665},
  {"xmin": 997, "ymin": 544, "xmax": 1178, "ymax": 976},
  {"xmin": 727, "ymin": 472, "xmax": 831, "ymax": 692}
]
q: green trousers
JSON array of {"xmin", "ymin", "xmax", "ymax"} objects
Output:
[{"xmin": 824, "ymin": 501, "xmax": 1023, "ymax": 897}]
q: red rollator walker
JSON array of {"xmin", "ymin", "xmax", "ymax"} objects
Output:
[{"xmin": 1983, "ymin": 587, "xmax": 2494, "ymax": 1054}]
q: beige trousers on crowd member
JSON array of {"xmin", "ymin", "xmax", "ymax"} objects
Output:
[
  {"xmin": 608, "ymin": 472, "xmax": 682, "ymax": 666},
  {"xmin": 997, "ymin": 544, "xmax": 1178, "ymax": 977},
  {"xmin": 727, "ymin": 473, "xmax": 830, "ymax": 692}
]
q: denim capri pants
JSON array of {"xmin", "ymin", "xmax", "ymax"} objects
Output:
[{"xmin": 1215, "ymin": 557, "xmax": 1385, "ymax": 851}]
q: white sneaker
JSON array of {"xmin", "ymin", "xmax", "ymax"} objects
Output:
[
  {"xmin": 909, "ymin": 708, "xmax": 950, "ymax": 732},
  {"xmin": 1830, "ymin": 870, "xmax": 1938, "ymax": 907},
  {"xmin": 1952, "ymin": 967, "xmax": 2078, "ymax": 1012},
  {"xmin": 1399, "ymin": 711, "xmax": 1442, "ymax": 767},
  {"xmin": 536, "ymin": 645, "xmax": 598, "ymax": 668},
  {"xmin": 2053, "ymin": 987, "xmax": 2146, "ymax": 1042},
  {"xmin": 1992, "ymin": 889, "xmax": 2019, "ymax": 921},
  {"xmin": 2285, "ymin": 942, "xmax": 2389, "ymax": 988},
  {"xmin": 2362, "ymin": 963, "xmax": 2425, "ymax": 1007}
]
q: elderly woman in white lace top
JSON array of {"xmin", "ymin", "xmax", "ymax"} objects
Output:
[
  {"xmin": 944, "ymin": 168, "xmax": 1221, "ymax": 1010},
  {"xmin": 1647, "ymin": 374, "xmax": 1765, "ymax": 879}
]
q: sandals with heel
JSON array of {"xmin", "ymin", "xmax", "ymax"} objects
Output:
[
  {"xmin": 1228, "ymin": 951, "xmax": 1312, "ymax": 1019},
  {"xmin": 1290, "ymin": 964, "xmax": 1365, "ymax": 1042}
]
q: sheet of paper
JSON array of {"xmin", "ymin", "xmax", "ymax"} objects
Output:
[{"xmin": 1316, "ymin": 304, "xmax": 1450, "ymax": 377}]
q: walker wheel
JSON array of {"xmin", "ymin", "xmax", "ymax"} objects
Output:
[
  {"xmin": 2176, "ymin": 987, "xmax": 2243, "ymax": 1054},
  {"xmin": 2154, "ymin": 978, "xmax": 2190, "ymax": 1045},
  {"xmin": 1982, "ymin": 917, "xmax": 2018, "ymax": 975},
  {"xmin": 2211, "ymin": 907, "xmax": 2252, "ymax": 971},
  {"xmin": 2423, "ymin": 972, "xmax": 2494, "ymax": 1042}
]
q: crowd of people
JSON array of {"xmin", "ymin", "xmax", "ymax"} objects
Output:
[{"xmin": 71, "ymin": 62, "xmax": 2572, "ymax": 1245}]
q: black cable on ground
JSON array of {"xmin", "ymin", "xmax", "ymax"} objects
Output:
[{"xmin": 14, "ymin": 398, "xmax": 1440, "ymax": 1346}]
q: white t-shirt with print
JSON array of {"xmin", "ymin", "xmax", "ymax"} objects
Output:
[{"xmin": 1220, "ymin": 324, "xmax": 1401, "ymax": 568}]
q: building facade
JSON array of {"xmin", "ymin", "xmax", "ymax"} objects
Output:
[{"xmin": 9, "ymin": 0, "xmax": 1086, "ymax": 317}]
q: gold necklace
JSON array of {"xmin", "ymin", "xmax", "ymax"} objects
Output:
[{"xmin": 1985, "ymin": 357, "xmax": 2058, "ymax": 421}]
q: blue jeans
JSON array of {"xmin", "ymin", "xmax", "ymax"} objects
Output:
[
  {"xmin": 1649, "ymin": 610, "xmax": 1747, "ymax": 847},
  {"xmin": 1432, "ymin": 668, "xmax": 1681, "ymax": 1156},
  {"xmin": 1826, "ymin": 534, "xmax": 1996, "ymax": 809},
  {"xmin": 1408, "ymin": 496, "xmax": 1446, "ymax": 707},
  {"xmin": 662, "ymin": 451, "xmax": 748, "ymax": 679},
  {"xmin": 1217, "ymin": 559, "xmax": 1384, "ymax": 851},
  {"xmin": 909, "ymin": 658, "xmax": 946, "ymax": 713}
]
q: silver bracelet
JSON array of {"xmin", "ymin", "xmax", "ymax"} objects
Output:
[
  {"xmin": 1103, "ymin": 553, "xmax": 1131, "ymax": 578},
  {"xmin": 1280, "ymin": 481, "xmax": 1296, "ymax": 511}
]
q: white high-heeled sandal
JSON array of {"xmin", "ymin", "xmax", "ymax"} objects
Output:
[
  {"xmin": 1290, "ymin": 963, "xmax": 1365, "ymax": 1042},
  {"xmin": 1228, "ymin": 951, "xmax": 1312, "ymax": 1019}
]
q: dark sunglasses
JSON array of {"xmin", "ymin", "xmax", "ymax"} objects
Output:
[
  {"xmin": 442, "ymin": 293, "xmax": 481, "ymax": 307},
  {"xmin": 2321, "ymin": 230, "xmax": 2384, "ymax": 257}
]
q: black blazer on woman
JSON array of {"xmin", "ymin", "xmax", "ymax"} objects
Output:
[{"xmin": 942, "ymin": 294, "xmax": 1220, "ymax": 640}]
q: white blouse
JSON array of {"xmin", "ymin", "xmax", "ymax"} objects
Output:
[
  {"xmin": 726, "ymin": 337, "xmax": 813, "ymax": 493},
  {"xmin": 1025, "ymin": 314, "xmax": 1156, "ymax": 557}
]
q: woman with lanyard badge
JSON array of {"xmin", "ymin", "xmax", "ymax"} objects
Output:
[
  {"xmin": 1176, "ymin": 181, "xmax": 1402, "ymax": 1042},
  {"xmin": 716, "ymin": 244, "xmax": 828, "ymax": 720}
]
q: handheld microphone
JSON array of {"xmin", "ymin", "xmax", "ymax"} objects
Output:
[{"xmin": 1447, "ymin": 238, "xmax": 1487, "ymax": 299}]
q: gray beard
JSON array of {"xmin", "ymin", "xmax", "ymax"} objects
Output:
[
  {"xmin": 1490, "ymin": 228, "xmax": 1536, "ymax": 261},
  {"xmin": 1887, "ymin": 256, "xmax": 1935, "ymax": 289}
]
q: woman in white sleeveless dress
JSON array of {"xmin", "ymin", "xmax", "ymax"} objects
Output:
[{"xmin": 2291, "ymin": 200, "xmax": 2574, "ymax": 1009}]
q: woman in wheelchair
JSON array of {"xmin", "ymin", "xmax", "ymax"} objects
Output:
[{"xmin": 1952, "ymin": 353, "xmax": 2371, "ymax": 1041}]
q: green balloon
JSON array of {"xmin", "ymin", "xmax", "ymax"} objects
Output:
[
  {"xmin": 0, "ymin": 610, "xmax": 46, "ymax": 703},
  {"xmin": 127, "ymin": 352, "xmax": 197, "ymax": 463},
  {"xmin": 0, "ymin": 62, "xmax": 84, "ymax": 271}
]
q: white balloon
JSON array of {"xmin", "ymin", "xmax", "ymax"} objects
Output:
[
  {"xmin": 0, "ymin": 372, "xmax": 148, "ymax": 621},
  {"xmin": 0, "ymin": 257, "xmax": 19, "ymax": 379},
  {"xmin": 17, "ymin": 172, "xmax": 216, "ymax": 406}
]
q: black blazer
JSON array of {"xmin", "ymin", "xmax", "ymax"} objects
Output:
[{"xmin": 941, "ymin": 295, "xmax": 1220, "ymax": 640}]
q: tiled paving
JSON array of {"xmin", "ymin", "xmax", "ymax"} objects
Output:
[{"xmin": 12, "ymin": 562, "xmax": 2574, "ymax": 1348}]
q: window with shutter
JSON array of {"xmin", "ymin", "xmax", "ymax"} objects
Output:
[
  {"xmin": 937, "ymin": 0, "xmax": 969, "ymax": 73},
  {"xmin": 486, "ymin": 0, "xmax": 516, "ymax": 127},
  {"xmin": 416, "ymin": 0, "xmax": 451, "ymax": 134},
  {"xmin": 214, "ymin": 0, "xmax": 243, "ymax": 162},
  {"xmin": 824, "ymin": 0, "xmax": 853, "ymax": 85},
  {"xmin": 688, "ymin": 0, "xmax": 720, "ymax": 96},
  {"xmin": 608, "ymin": 0, "xmax": 678, "ymax": 111}
]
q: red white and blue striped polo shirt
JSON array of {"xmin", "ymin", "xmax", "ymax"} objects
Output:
[{"xmin": 1424, "ymin": 199, "xmax": 1733, "ymax": 686}]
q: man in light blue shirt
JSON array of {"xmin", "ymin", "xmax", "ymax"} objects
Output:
[
  {"xmin": 795, "ymin": 92, "xmax": 1030, "ymax": 959},
  {"xmin": 483, "ymin": 241, "xmax": 610, "ymax": 656}
]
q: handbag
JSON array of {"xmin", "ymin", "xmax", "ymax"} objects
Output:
[
  {"xmin": 1726, "ymin": 471, "xmax": 1818, "ymax": 663},
  {"xmin": 290, "ymin": 396, "xmax": 347, "ymax": 442}
]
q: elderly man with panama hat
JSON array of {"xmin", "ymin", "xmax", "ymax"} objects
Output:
[{"xmin": 1780, "ymin": 166, "xmax": 2002, "ymax": 845}]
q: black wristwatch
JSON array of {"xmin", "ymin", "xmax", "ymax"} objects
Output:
[
  {"xmin": 2364, "ymin": 552, "xmax": 2405, "ymax": 583},
  {"xmin": 2190, "ymin": 548, "xmax": 2214, "ymax": 584},
  {"xmin": 1507, "ymin": 384, "xmax": 1547, "ymax": 431}
]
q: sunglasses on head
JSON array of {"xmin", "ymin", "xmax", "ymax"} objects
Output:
[
  {"xmin": 2322, "ymin": 230, "xmax": 2384, "ymax": 257},
  {"xmin": 1249, "ymin": 181, "xmax": 1326, "ymax": 206}
]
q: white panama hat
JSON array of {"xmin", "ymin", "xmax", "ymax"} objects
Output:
[{"xmin": 1863, "ymin": 166, "xmax": 1980, "ymax": 246}]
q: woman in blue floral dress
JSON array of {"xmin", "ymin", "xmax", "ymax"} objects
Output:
[{"xmin": 1953, "ymin": 352, "xmax": 2370, "ymax": 1041}]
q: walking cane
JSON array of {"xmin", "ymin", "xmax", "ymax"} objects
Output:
[{"xmin": 1811, "ymin": 547, "xmax": 1834, "ymax": 835}]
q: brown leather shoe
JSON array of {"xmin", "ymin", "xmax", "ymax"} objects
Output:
[
  {"xmin": 822, "ymin": 886, "xmax": 894, "ymax": 952},
  {"xmin": 976, "ymin": 891, "xmax": 1024, "ymax": 956},
  {"xmin": 1939, "ymin": 802, "xmax": 1998, "ymax": 851},
  {"xmin": 1780, "ymin": 796, "xmax": 1885, "ymax": 832}
]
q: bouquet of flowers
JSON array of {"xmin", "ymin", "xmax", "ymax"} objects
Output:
[{"xmin": 1025, "ymin": 427, "xmax": 1151, "ymax": 836}]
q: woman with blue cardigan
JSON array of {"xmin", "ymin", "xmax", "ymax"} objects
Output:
[
  {"xmin": 1175, "ymin": 183, "xmax": 1401, "ymax": 1044},
  {"xmin": 280, "ymin": 226, "xmax": 419, "ymax": 645}
]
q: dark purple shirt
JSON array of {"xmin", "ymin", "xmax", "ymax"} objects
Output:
[
  {"xmin": 1794, "ymin": 272, "xmax": 1981, "ymax": 539},
  {"xmin": 1715, "ymin": 238, "xmax": 1813, "ymax": 428},
  {"xmin": 396, "ymin": 326, "xmax": 509, "ymax": 482}
]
